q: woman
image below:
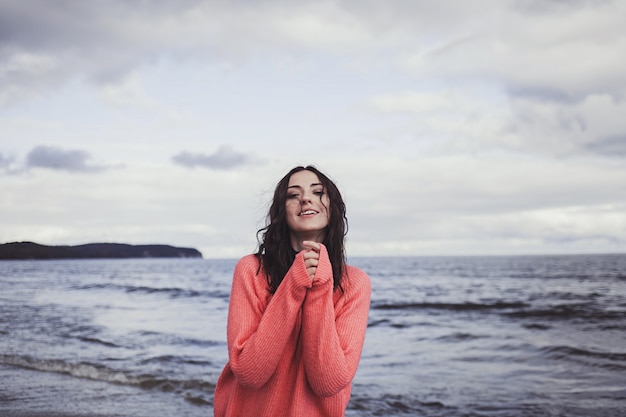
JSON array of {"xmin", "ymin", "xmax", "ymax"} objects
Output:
[{"xmin": 214, "ymin": 165, "xmax": 371, "ymax": 417}]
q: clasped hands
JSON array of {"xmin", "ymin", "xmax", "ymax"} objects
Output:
[{"xmin": 301, "ymin": 240, "xmax": 321, "ymax": 282}]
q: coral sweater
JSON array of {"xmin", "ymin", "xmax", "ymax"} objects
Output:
[{"xmin": 213, "ymin": 244, "xmax": 371, "ymax": 417}]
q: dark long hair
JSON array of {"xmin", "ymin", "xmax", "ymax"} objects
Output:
[{"xmin": 256, "ymin": 166, "xmax": 347, "ymax": 293}]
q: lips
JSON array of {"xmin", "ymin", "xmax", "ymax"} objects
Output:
[{"xmin": 299, "ymin": 209, "xmax": 318, "ymax": 216}]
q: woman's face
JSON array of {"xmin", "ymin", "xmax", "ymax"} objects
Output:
[{"xmin": 285, "ymin": 170, "xmax": 330, "ymax": 244}]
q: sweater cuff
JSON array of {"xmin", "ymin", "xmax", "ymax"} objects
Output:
[
  {"xmin": 311, "ymin": 244, "xmax": 332, "ymax": 287},
  {"xmin": 288, "ymin": 251, "xmax": 314, "ymax": 290}
]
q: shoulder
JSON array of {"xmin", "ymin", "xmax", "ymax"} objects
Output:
[
  {"xmin": 232, "ymin": 254, "xmax": 270, "ymax": 293},
  {"xmin": 235, "ymin": 253, "xmax": 260, "ymax": 270},
  {"xmin": 343, "ymin": 264, "xmax": 371, "ymax": 293},
  {"xmin": 232, "ymin": 254, "xmax": 263, "ymax": 282},
  {"xmin": 345, "ymin": 264, "xmax": 369, "ymax": 281}
]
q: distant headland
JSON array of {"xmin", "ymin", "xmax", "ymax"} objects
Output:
[{"xmin": 0, "ymin": 242, "xmax": 203, "ymax": 260}]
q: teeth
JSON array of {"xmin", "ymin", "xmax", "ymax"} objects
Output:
[{"xmin": 301, "ymin": 210, "xmax": 316, "ymax": 215}]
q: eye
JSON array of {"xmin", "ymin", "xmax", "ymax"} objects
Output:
[
  {"xmin": 287, "ymin": 193, "xmax": 300, "ymax": 199},
  {"xmin": 313, "ymin": 190, "xmax": 324, "ymax": 196}
]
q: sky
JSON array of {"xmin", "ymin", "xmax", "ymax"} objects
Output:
[{"xmin": 1, "ymin": 0, "xmax": 625, "ymax": 259}]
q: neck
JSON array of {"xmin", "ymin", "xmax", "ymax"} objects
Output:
[{"xmin": 290, "ymin": 231, "xmax": 326, "ymax": 251}]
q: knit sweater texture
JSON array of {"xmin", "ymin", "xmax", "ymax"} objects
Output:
[{"xmin": 213, "ymin": 244, "xmax": 371, "ymax": 417}]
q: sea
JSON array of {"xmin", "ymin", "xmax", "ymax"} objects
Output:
[{"xmin": 1, "ymin": 254, "xmax": 625, "ymax": 417}]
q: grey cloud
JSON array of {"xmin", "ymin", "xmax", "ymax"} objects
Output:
[
  {"xmin": 26, "ymin": 145, "xmax": 104, "ymax": 172},
  {"xmin": 507, "ymin": 86, "xmax": 579, "ymax": 104},
  {"xmin": 0, "ymin": 152, "xmax": 14, "ymax": 167},
  {"xmin": 403, "ymin": 2, "xmax": 626, "ymax": 102},
  {"xmin": 172, "ymin": 146, "xmax": 258, "ymax": 170},
  {"xmin": 513, "ymin": 0, "xmax": 613, "ymax": 15},
  {"xmin": 0, "ymin": 0, "xmax": 546, "ymax": 103},
  {"xmin": 0, "ymin": 151, "xmax": 20, "ymax": 174},
  {"xmin": 0, "ymin": 1, "xmax": 203, "ymax": 103},
  {"xmin": 585, "ymin": 135, "xmax": 626, "ymax": 158},
  {"xmin": 543, "ymin": 234, "xmax": 622, "ymax": 245},
  {"xmin": 2, "ymin": 0, "xmax": 625, "ymax": 107}
]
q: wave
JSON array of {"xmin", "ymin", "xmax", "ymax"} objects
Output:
[
  {"xmin": 0, "ymin": 354, "xmax": 215, "ymax": 403},
  {"xmin": 523, "ymin": 323, "xmax": 551, "ymax": 330},
  {"xmin": 371, "ymin": 299, "xmax": 625, "ymax": 322},
  {"xmin": 131, "ymin": 330, "xmax": 223, "ymax": 348},
  {"xmin": 138, "ymin": 355, "xmax": 213, "ymax": 366},
  {"xmin": 371, "ymin": 301, "xmax": 528, "ymax": 311},
  {"xmin": 540, "ymin": 345, "xmax": 626, "ymax": 368},
  {"xmin": 78, "ymin": 336, "xmax": 121, "ymax": 348},
  {"xmin": 73, "ymin": 283, "xmax": 228, "ymax": 299},
  {"xmin": 436, "ymin": 332, "xmax": 487, "ymax": 342},
  {"xmin": 505, "ymin": 304, "xmax": 626, "ymax": 321},
  {"xmin": 348, "ymin": 392, "xmax": 451, "ymax": 416}
]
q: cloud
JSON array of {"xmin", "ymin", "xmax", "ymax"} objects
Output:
[
  {"xmin": 365, "ymin": 83, "xmax": 626, "ymax": 159},
  {"xmin": 585, "ymin": 135, "xmax": 626, "ymax": 158},
  {"xmin": 2, "ymin": 0, "xmax": 374, "ymax": 103},
  {"xmin": 0, "ymin": 151, "xmax": 20, "ymax": 174},
  {"xmin": 25, "ymin": 145, "xmax": 106, "ymax": 172},
  {"xmin": 512, "ymin": 0, "xmax": 615, "ymax": 16},
  {"xmin": 401, "ymin": 1, "xmax": 626, "ymax": 101},
  {"xmin": 2, "ymin": 0, "xmax": 625, "ymax": 107},
  {"xmin": 98, "ymin": 74, "xmax": 158, "ymax": 109},
  {"xmin": 172, "ymin": 146, "xmax": 260, "ymax": 170},
  {"xmin": 0, "ymin": 152, "xmax": 13, "ymax": 166}
]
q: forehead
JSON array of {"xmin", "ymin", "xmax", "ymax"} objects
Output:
[{"xmin": 287, "ymin": 170, "xmax": 322, "ymax": 187}]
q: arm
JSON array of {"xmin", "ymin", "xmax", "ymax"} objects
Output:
[
  {"xmin": 301, "ymin": 245, "xmax": 372, "ymax": 397},
  {"xmin": 227, "ymin": 254, "xmax": 312, "ymax": 388}
]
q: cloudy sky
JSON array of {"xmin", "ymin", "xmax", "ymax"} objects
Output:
[{"xmin": 1, "ymin": 0, "xmax": 625, "ymax": 258}]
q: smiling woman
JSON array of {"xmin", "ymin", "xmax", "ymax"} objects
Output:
[
  {"xmin": 213, "ymin": 165, "xmax": 371, "ymax": 417},
  {"xmin": 285, "ymin": 169, "xmax": 331, "ymax": 250}
]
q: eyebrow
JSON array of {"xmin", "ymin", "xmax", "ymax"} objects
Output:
[{"xmin": 287, "ymin": 182, "xmax": 323, "ymax": 190}]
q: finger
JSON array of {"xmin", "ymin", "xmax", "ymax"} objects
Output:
[
  {"xmin": 302, "ymin": 241, "xmax": 321, "ymax": 252},
  {"xmin": 306, "ymin": 266, "xmax": 316, "ymax": 280},
  {"xmin": 304, "ymin": 258, "xmax": 319, "ymax": 268},
  {"xmin": 303, "ymin": 251, "xmax": 319, "ymax": 261}
]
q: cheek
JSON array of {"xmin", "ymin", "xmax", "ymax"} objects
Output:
[
  {"xmin": 323, "ymin": 198, "xmax": 331, "ymax": 219},
  {"xmin": 285, "ymin": 201, "xmax": 299, "ymax": 214},
  {"xmin": 285, "ymin": 206, "xmax": 298, "ymax": 228}
]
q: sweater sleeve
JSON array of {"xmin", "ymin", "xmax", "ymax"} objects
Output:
[
  {"xmin": 301, "ymin": 245, "xmax": 372, "ymax": 397},
  {"xmin": 226, "ymin": 254, "xmax": 312, "ymax": 389}
]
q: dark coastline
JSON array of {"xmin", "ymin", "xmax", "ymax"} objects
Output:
[{"xmin": 0, "ymin": 242, "xmax": 202, "ymax": 260}]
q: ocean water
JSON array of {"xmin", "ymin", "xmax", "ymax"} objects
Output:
[{"xmin": 1, "ymin": 254, "xmax": 625, "ymax": 416}]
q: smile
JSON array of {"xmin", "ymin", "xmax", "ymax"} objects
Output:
[{"xmin": 299, "ymin": 210, "xmax": 318, "ymax": 216}]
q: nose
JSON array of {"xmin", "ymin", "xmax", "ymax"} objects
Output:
[{"xmin": 301, "ymin": 190, "xmax": 313, "ymax": 204}]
